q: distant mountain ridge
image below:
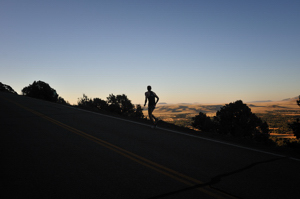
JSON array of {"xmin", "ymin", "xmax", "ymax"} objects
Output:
[
  {"xmin": 247, "ymin": 96, "xmax": 298, "ymax": 103},
  {"xmin": 247, "ymin": 100, "xmax": 273, "ymax": 103},
  {"xmin": 281, "ymin": 96, "xmax": 299, "ymax": 101}
]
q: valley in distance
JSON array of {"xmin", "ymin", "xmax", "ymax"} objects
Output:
[{"xmin": 143, "ymin": 97, "xmax": 300, "ymax": 138}]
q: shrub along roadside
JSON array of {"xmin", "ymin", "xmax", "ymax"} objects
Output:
[
  {"xmin": 77, "ymin": 94, "xmax": 144, "ymax": 119},
  {"xmin": 193, "ymin": 100, "xmax": 269, "ymax": 141},
  {"xmin": 192, "ymin": 100, "xmax": 300, "ymax": 151},
  {"xmin": 289, "ymin": 95, "xmax": 300, "ymax": 139}
]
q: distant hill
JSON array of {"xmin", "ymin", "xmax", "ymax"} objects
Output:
[
  {"xmin": 0, "ymin": 82, "xmax": 17, "ymax": 94},
  {"xmin": 247, "ymin": 100, "xmax": 272, "ymax": 103},
  {"xmin": 247, "ymin": 97, "xmax": 299, "ymax": 103},
  {"xmin": 158, "ymin": 102, "xmax": 167, "ymax": 105},
  {"xmin": 281, "ymin": 96, "xmax": 298, "ymax": 101}
]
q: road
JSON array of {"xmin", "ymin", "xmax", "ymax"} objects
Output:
[{"xmin": 1, "ymin": 92, "xmax": 300, "ymax": 199}]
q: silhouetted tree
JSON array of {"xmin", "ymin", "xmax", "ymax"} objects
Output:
[
  {"xmin": 77, "ymin": 94, "xmax": 92, "ymax": 108},
  {"xmin": 22, "ymin": 81, "xmax": 58, "ymax": 102},
  {"xmin": 77, "ymin": 93, "xmax": 143, "ymax": 118},
  {"xmin": 253, "ymin": 120, "xmax": 270, "ymax": 142},
  {"xmin": 93, "ymin": 98, "xmax": 108, "ymax": 111},
  {"xmin": 106, "ymin": 94, "xmax": 143, "ymax": 118},
  {"xmin": 214, "ymin": 100, "xmax": 269, "ymax": 139},
  {"xmin": 107, "ymin": 94, "xmax": 122, "ymax": 114},
  {"xmin": 0, "ymin": 82, "xmax": 17, "ymax": 94},
  {"xmin": 117, "ymin": 94, "xmax": 135, "ymax": 116},
  {"xmin": 57, "ymin": 96, "xmax": 69, "ymax": 105},
  {"xmin": 134, "ymin": 104, "xmax": 144, "ymax": 119},
  {"xmin": 192, "ymin": 112, "xmax": 214, "ymax": 132},
  {"xmin": 289, "ymin": 96, "xmax": 300, "ymax": 138},
  {"xmin": 77, "ymin": 94, "xmax": 108, "ymax": 111},
  {"xmin": 290, "ymin": 119, "xmax": 300, "ymax": 139},
  {"xmin": 107, "ymin": 94, "xmax": 135, "ymax": 116}
]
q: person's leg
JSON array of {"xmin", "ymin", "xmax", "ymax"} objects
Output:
[
  {"xmin": 148, "ymin": 106, "xmax": 157, "ymax": 124},
  {"xmin": 148, "ymin": 108, "xmax": 154, "ymax": 123},
  {"xmin": 152, "ymin": 113, "xmax": 157, "ymax": 121}
]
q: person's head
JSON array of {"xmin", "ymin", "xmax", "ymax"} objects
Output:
[{"xmin": 147, "ymin": 85, "xmax": 152, "ymax": 91}]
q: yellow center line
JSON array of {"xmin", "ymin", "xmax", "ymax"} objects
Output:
[{"xmin": 4, "ymin": 97, "xmax": 236, "ymax": 199}]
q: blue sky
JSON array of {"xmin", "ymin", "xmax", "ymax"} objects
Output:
[{"xmin": 1, "ymin": 0, "xmax": 299, "ymax": 105}]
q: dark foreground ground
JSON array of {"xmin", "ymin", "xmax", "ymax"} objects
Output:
[{"xmin": 1, "ymin": 92, "xmax": 300, "ymax": 199}]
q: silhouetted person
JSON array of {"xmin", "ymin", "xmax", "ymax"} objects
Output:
[{"xmin": 144, "ymin": 85, "xmax": 159, "ymax": 126}]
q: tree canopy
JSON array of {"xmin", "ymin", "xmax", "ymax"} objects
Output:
[
  {"xmin": 192, "ymin": 100, "xmax": 269, "ymax": 141},
  {"xmin": 192, "ymin": 112, "xmax": 214, "ymax": 132},
  {"xmin": 77, "ymin": 93, "xmax": 144, "ymax": 119},
  {"xmin": 107, "ymin": 94, "xmax": 135, "ymax": 116},
  {"xmin": 289, "ymin": 95, "xmax": 300, "ymax": 138},
  {"xmin": 22, "ymin": 81, "xmax": 59, "ymax": 102}
]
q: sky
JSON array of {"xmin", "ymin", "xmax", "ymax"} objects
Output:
[{"xmin": 1, "ymin": 0, "xmax": 299, "ymax": 105}]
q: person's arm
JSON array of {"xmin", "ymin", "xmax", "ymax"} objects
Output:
[
  {"xmin": 155, "ymin": 95, "xmax": 159, "ymax": 105},
  {"xmin": 144, "ymin": 94, "xmax": 148, "ymax": 106}
]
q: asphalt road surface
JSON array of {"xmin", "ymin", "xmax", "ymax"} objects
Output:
[{"xmin": 1, "ymin": 92, "xmax": 300, "ymax": 199}]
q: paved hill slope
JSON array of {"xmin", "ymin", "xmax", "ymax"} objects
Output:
[{"xmin": 1, "ymin": 92, "xmax": 300, "ymax": 199}]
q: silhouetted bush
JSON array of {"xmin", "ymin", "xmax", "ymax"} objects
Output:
[
  {"xmin": 253, "ymin": 120, "xmax": 270, "ymax": 143},
  {"xmin": 107, "ymin": 94, "xmax": 137, "ymax": 116},
  {"xmin": 77, "ymin": 94, "xmax": 93, "ymax": 108},
  {"xmin": 285, "ymin": 139, "xmax": 300, "ymax": 151},
  {"xmin": 214, "ymin": 100, "xmax": 269, "ymax": 139},
  {"xmin": 57, "ymin": 96, "xmax": 70, "ymax": 105},
  {"xmin": 289, "ymin": 95, "xmax": 300, "ymax": 138},
  {"xmin": 0, "ymin": 82, "xmax": 17, "ymax": 94},
  {"xmin": 134, "ymin": 105, "xmax": 144, "ymax": 119},
  {"xmin": 22, "ymin": 81, "xmax": 59, "ymax": 102},
  {"xmin": 192, "ymin": 112, "xmax": 215, "ymax": 132},
  {"xmin": 78, "ymin": 94, "xmax": 143, "ymax": 119},
  {"xmin": 107, "ymin": 94, "xmax": 122, "ymax": 114},
  {"xmin": 93, "ymin": 98, "xmax": 108, "ymax": 111},
  {"xmin": 77, "ymin": 94, "xmax": 106, "ymax": 111},
  {"xmin": 290, "ymin": 119, "xmax": 300, "ymax": 139},
  {"xmin": 192, "ymin": 100, "xmax": 269, "ymax": 141}
]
